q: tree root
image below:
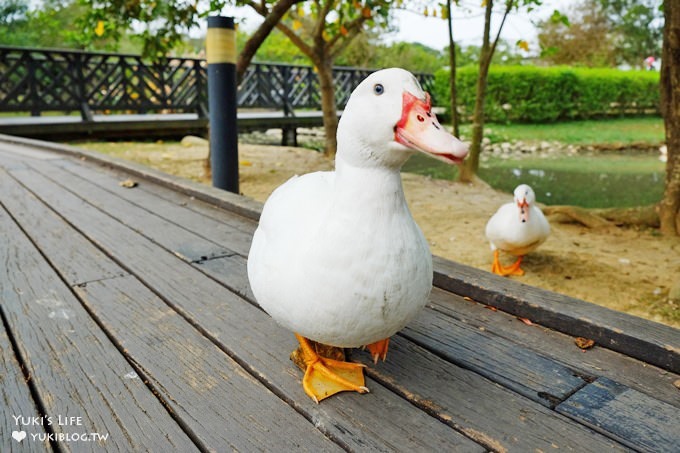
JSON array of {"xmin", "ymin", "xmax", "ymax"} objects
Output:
[{"xmin": 543, "ymin": 204, "xmax": 659, "ymax": 229}]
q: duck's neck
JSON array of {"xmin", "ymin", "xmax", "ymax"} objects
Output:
[{"xmin": 333, "ymin": 154, "xmax": 408, "ymax": 214}]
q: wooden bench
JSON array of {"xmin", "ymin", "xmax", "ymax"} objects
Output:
[{"xmin": 0, "ymin": 134, "xmax": 678, "ymax": 452}]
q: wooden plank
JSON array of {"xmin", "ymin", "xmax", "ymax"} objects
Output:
[
  {"xmin": 53, "ymin": 159, "xmax": 254, "ymax": 257},
  {"xmin": 433, "ymin": 256, "xmax": 680, "ymax": 374},
  {"xmin": 403, "ymin": 307, "xmax": 588, "ymax": 407},
  {"xmin": 0, "ymin": 319, "xmax": 50, "ymax": 452},
  {"xmin": 131, "ymin": 175, "xmax": 258, "ymax": 236},
  {"xmin": 0, "ymin": 141, "xmax": 61, "ymax": 160},
  {"xmin": 0, "ymin": 111, "xmax": 327, "ymax": 141},
  {"xmin": 27, "ymin": 160, "xmax": 231, "ymax": 263},
  {"xmin": 0, "ymin": 133, "xmax": 263, "ymax": 222},
  {"xmin": 355, "ymin": 336, "xmax": 627, "ymax": 452},
  {"xmin": 9, "ymin": 162, "xmax": 486, "ymax": 451},
  {"xmin": 74, "ymin": 276, "xmax": 343, "ymax": 452},
  {"xmin": 0, "ymin": 203, "xmax": 199, "ymax": 452},
  {"xmin": 557, "ymin": 377, "xmax": 680, "ymax": 452},
  {"xmin": 2, "ymin": 164, "xmax": 345, "ymax": 450},
  {"xmin": 78, "ymin": 278, "xmax": 483, "ymax": 452},
  {"xmin": 0, "ymin": 168, "xmax": 127, "ymax": 286},
  {"xmin": 194, "ymin": 254, "xmax": 255, "ymax": 301},
  {"xmin": 429, "ymin": 287, "xmax": 680, "ymax": 408},
  {"xmin": 165, "ymin": 225, "xmax": 628, "ymax": 451}
]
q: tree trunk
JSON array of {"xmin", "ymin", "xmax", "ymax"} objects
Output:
[
  {"xmin": 660, "ymin": 0, "xmax": 680, "ymax": 235},
  {"xmin": 459, "ymin": 0, "xmax": 493, "ymax": 183},
  {"xmin": 317, "ymin": 57, "xmax": 339, "ymax": 157},
  {"xmin": 446, "ymin": 0, "xmax": 459, "ymax": 137}
]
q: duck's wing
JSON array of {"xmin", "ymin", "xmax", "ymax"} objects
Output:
[
  {"xmin": 485, "ymin": 203, "xmax": 514, "ymax": 250},
  {"xmin": 248, "ymin": 171, "xmax": 334, "ymax": 279}
]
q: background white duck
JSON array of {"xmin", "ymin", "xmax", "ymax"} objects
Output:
[
  {"xmin": 485, "ymin": 184, "xmax": 550, "ymax": 276},
  {"xmin": 247, "ymin": 68, "xmax": 468, "ymax": 402}
]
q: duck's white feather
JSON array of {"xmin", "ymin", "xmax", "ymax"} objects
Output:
[
  {"xmin": 248, "ymin": 160, "xmax": 432, "ymax": 347},
  {"xmin": 247, "ymin": 68, "xmax": 467, "ymax": 348},
  {"xmin": 485, "ymin": 185, "xmax": 550, "ymax": 256}
]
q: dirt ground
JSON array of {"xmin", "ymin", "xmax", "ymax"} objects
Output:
[{"xmin": 87, "ymin": 139, "xmax": 680, "ymax": 327}]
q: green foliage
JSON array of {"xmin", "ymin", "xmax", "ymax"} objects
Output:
[
  {"xmin": 597, "ymin": 0, "xmax": 663, "ymax": 67},
  {"xmin": 365, "ymin": 41, "xmax": 446, "ymax": 73},
  {"xmin": 79, "ymin": 0, "xmax": 219, "ymax": 58},
  {"xmin": 433, "ymin": 65, "xmax": 661, "ymax": 123},
  {"xmin": 244, "ymin": 28, "xmax": 307, "ymax": 64},
  {"xmin": 0, "ymin": 0, "xmax": 89, "ymax": 49}
]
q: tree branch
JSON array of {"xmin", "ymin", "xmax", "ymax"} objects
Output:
[
  {"xmin": 312, "ymin": 0, "xmax": 335, "ymax": 41},
  {"xmin": 238, "ymin": 0, "xmax": 305, "ymax": 81},
  {"xmin": 489, "ymin": 0, "xmax": 513, "ymax": 58},
  {"xmin": 275, "ymin": 21, "xmax": 316, "ymax": 62}
]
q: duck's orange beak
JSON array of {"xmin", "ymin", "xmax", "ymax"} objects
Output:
[{"xmin": 394, "ymin": 91, "xmax": 468, "ymax": 164}]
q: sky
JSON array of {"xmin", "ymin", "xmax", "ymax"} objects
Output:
[
  {"xmin": 223, "ymin": 0, "xmax": 571, "ymax": 54},
  {"xmin": 386, "ymin": 0, "xmax": 568, "ymax": 51}
]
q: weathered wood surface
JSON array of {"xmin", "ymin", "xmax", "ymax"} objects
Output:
[
  {"xmin": 557, "ymin": 377, "xmax": 680, "ymax": 452},
  {"xmin": 434, "ymin": 257, "xmax": 680, "ymax": 374},
  {"xmin": 0, "ymin": 110, "xmax": 329, "ymax": 141},
  {"xmin": 0, "ymin": 323, "xmax": 50, "ymax": 453},
  {"xmin": 1, "ymin": 134, "xmax": 679, "ymax": 452}
]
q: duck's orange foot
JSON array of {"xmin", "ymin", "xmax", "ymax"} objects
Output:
[
  {"xmin": 365, "ymin": 338, "xmax": 390, "ymax": 364},
  {"xmin": 294, "ymin": 334, "xmax": 368, "ymax": 403},
  {"xmin": 503, "ymin": 256, "xmax": 525, "ymax": 276},
  {"xmin": 491, "ymin": 251, "xmax": 525, "ymax": 276},
  {"xmin": 491, "ymin": 250, "xmax": 506, "ymax": 275}
]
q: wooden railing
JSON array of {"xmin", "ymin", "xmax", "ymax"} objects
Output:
[
  {"xmin": 0, "ymin": 46, "xmax": 435, "ymax": 120},
  {"xmin": 0, "ymin": 46, "xmax": 207, "ymax": 119}
]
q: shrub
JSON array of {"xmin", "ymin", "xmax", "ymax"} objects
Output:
[{"xmin": 432, "ymin": 66, "xmax": 660, "ymax": 123}]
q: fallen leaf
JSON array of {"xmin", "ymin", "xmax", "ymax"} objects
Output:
[
  {"xmin": 517, "ymin": 317, "xmax": 533, "ymax": 325},
  {"xmin": 485, "ymin": 305, "xmax": 497, "ymax": 311},
  {"xmin": 240, "ymin": 160, "xmax": 252, "ymax": 166},
  {"xmin": 119, "ymin": 179, "xmax": 137, "ymax": 188},
  {"xmin": 673, "ymin": 379, "xmax": 680, "ymax": 390},
  {"xmin": 463, "ymin": 296, "xmax": 473, "ymax": 301},
  {"xmin": 574, "ymin": 337, "xmax": 595, "ymax": 350}
]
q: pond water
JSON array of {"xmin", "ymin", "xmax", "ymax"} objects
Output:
[{"xmin": 402, "ymin": 151, "xmax": 666, "ymax": 209}]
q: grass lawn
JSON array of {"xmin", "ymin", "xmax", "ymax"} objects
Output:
[{"xmin": 458, "ymin": 117, "xmax": 665, "ymax": 145}]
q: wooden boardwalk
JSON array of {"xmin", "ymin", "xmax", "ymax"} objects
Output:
[
  {"xmin": 0, "ymin": 111, "xmax": 330, "ymax": 141},
  {"xmin": 1, "ymin": 134, "xmax": 678, "ymax": 452}
]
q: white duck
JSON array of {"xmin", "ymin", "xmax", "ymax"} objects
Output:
[
  {"xmin": 247, "ymin": 68, "xmax": 468, "ymax": 402},
  {"xmin": 485, "ymin": 184, "xmax": 550, "ymax": 276}
]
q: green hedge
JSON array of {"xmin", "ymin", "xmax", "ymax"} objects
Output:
[{"xmin": 432, "ymin": 66, "xmax": 660, "ymax": 123}]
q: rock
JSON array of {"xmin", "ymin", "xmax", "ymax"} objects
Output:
[{"xmin": 181, "ymin": 135, "xmax": 209, "ymax": 147}]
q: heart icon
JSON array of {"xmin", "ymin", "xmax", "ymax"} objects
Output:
[{"xmin": 12, "ymin": 430, "xmax": 27, "ymax": 442}]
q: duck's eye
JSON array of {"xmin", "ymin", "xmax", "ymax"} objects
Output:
[{"xmin": 373, "ymin": 84, "xmax": 384, "ymax": 95}]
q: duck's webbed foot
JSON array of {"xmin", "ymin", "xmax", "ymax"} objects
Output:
[
  {"xmin": 491, "ymin": 250, "xmax": 525, "ymax": 276},
  {"xmin": 365, "ymin": 338, "xmax": 390, "ymax": 364},
  {"xmin": 293, "ymin": 334, "xmax": 368, "ymax": 403},
  {"xmin": 503, "ymin": 256, "xmax": 525, "ymax": 276}
]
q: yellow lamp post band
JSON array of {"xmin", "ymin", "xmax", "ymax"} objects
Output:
[{"xmin": 206, "ymin": 28, "xmax": 236, "ymax": 65}]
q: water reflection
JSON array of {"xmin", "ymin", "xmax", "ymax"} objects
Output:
[{"xmin": 402, "ymin": 152, "xmax": 665, "ymax": 209}]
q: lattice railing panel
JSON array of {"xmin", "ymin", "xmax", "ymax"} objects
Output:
[{"xmin": 0, "ymin": 46, "xmax": 433, "ymax": 117}]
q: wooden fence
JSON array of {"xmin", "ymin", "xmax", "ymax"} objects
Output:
[{"xmin": 0, "ymin": 46, "xmax": 434, "ymax": 120}]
